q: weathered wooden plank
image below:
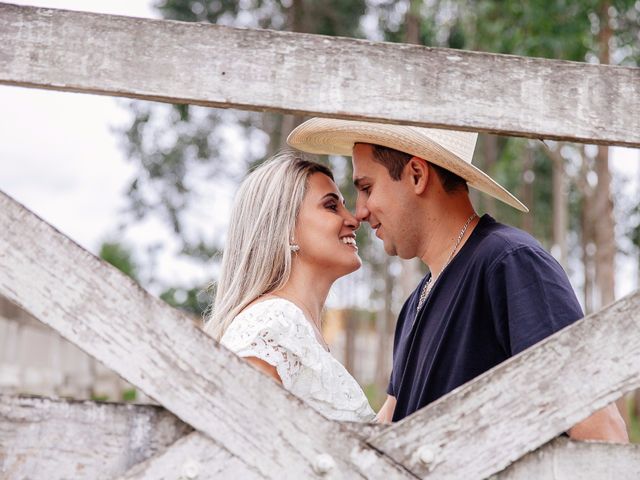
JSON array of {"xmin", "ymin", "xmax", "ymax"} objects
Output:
[
  {"xmin": 0, "ymin": 191, "xmax": 413, "ymax": 479},
  {"xmin": 368, "ymin": 289, "xmax": 640, "ymax": 479},
  {"xmin": 118, "ymin": 418, "xmax": 391, "ymax": 479},
  {"xmin": 0, "ymin": 395, "xmax": 191, "ymax": 479},
  {"xmin": 1, "ymin": 3, "xmax": 638, "ymax": 147},
  {"xmin": 496, "ymin": 437, "xmax": 640, "ymax": 479},
  {"xmin": 118, "ymin": 431, "xmax": 261, "ymax": 480}
]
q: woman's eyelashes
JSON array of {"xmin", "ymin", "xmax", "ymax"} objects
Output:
[{"xmin": 325, "ymin": 202, "xmax": 347, "ymax": 213}]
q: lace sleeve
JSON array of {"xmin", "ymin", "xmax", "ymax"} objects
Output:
[{"xmin": 220, "ymin": 303, "xmax": 304, "ymax": 387}]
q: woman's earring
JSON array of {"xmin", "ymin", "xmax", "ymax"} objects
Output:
[{"xmin": 290, "ymin": 243, "xmax": 300, "ymax": 253}]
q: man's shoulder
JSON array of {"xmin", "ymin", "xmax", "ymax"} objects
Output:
[
  {"xmin": 466, "ymin": 216, "xmax": 555, "ymax": 276},
  {"xmin": 474, "ymin": 216, "xmax": 543, "ymax": 256},
  {"xmin": 469, "ymin": 216, "xmax": 571, "ymax": 287}
]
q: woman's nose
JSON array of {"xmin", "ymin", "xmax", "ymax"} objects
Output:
[{"xmin": 344, "ymin": 209, "xmax": 360, "ymax": 230}]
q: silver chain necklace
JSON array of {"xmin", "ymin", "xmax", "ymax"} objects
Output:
[
  {"xmin": 416, "ymin": 213, "xmax": 477, "ymax": 313},
  {"xmin": 272, "ymin": 293, "xmax": 330, "ymax": 352}
]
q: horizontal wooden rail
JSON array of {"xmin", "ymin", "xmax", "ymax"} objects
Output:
[
  {"xmin": 1, "ymin": 3, "xmax": 639, "ymax": 147},
  {"xmin": 368, "ymin": 288, "xmax": 640, "ymax": 478},
  {"xmin": 0, "ymin": 395, "xmax": 191, "ymax": 479},
  {"xmin": 119, "ymin": 418, "xmax": 390, "ymax": 479},
  {"xmin": 0, "ymin": 191, "xmax": 413, "ymax": 479},
  {"xmin": 496, "ymin": 437, "xmax": 640, "ymax": 479},
  {"xmin": 4, "ymin": 393, "xmax": 639, "ymax": 479},
  {"xmin": 119, "ymin": 431, "xmax": 263, "ymax": 479}
]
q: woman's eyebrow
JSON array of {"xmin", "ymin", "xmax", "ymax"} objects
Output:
[{"xmin": 321, "ymin": 192, "xmax": 344, "ymax": 203}]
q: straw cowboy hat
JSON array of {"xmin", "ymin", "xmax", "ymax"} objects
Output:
[{"xmin": 287, "ymin": 118, "xmax": 528, "ymax": 212}]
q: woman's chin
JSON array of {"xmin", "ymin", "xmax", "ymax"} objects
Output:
[{"xmin": 343, "ymin": 256, "xmax": 362, "ymax": 275}]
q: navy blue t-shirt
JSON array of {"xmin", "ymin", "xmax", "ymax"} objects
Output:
[{"xmin": 388, "ymin": 214, "xmax": 583, "ymax": 421}]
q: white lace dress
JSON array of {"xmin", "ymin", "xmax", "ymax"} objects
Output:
[{"xmin": 220, "ymin": 298, "xmax": 375, "ymax": 422}]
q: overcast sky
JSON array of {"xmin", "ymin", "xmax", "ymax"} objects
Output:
[
  {"xmin": 1, "ymin": 3, "xmax": 157, "ymax": 254},
  {"xmin": 1, "ymin": 0, "xmax": 639, "ymax": 300}
]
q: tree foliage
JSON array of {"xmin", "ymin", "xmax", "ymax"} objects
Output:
[
  {"xmin": 117, "ymin": 0, "xmax": 640, "ymax": 312},
  {"xmin": 99, "ymin": 241, "xmax": 139, "ymax": 281}
]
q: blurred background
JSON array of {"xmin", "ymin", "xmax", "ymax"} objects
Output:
[{"xmin": 1, "ymin": 0, "xmax": 639, "ymax": 440}]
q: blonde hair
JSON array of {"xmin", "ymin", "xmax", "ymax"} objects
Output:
[{"xmin": 205, "ymin": 151, "xmax": 334, "ymax": 341}]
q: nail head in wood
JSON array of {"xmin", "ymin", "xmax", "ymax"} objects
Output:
[
  {"xmin": 417, "ymin": 445, "xmax": 436, "ymax": 465},
  {"xmin": 181, "ymin": 458, "xmax": 200, "ymax": 479},
  {"xmin": 312, "ymin": 453, "xmax": 336, "ymax": 475}
]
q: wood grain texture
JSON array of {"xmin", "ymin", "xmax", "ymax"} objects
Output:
[
  {"xmin": 0, "ymin": 395, "xmax": 191, "ymax": 479},
  {"xmin": 496, "ymin": 437, "xmax": 640, "ymax": 479},
  {"xmin": 1, "ymin": 3, "xmax": 638, "ymax": 147},
  {"xmin": 118, "ymin": 432, "xmax": 262, "ymax": 480},
  {"xmin": 368, "ymin": 289, "xmax": 640, "ymax": 479},
  {"xmin": 0, "ymin": 191, "xmax": 412, "ymax": 479},
  {"xmin": 118, "ymin": 419, "xmax": 392, "ymax": 479}
]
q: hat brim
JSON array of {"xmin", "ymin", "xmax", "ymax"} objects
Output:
[{"xmin": 287, "ymin": 118, "xmax": 528, "ymax": 213}]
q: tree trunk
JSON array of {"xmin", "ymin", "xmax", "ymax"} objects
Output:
[
  {"xmin": 375, "ymin": 256, "xmax": 395, "ymax": 407},
  {"xmin": 549, "ymin": 146, "xmax": 569, "ymax": 269},
  {"xmin": 521, "ymin": 145, "xmax": 534, "ymax": 234},
  {"xmin": 593, "ymin": 1, "xmax": 616, "ymax": 309},
  {"xmin": 578, "ymin": 147, "xmax": 595, "ymax": 314},
  {"xmin": 594, "ymin": 144, "xmax": 616, "ymax": 307},
  {"xmin": 344, "ymin": 310, "xmax": 357, "ymax": 376},
  {"xmin": 405, "ymin": 0, "xmax": 421, "ymax": 44},
  {"xmin": 596, "ymin": 0, "xmax": 626, "ymax": 429},
  {"xmin": 278, "ymin": 0, "xmax": 305, "ymax": 147},
  {"xmin": 481, "ymin": 135, "xmax": 498, "ymax": 217}
]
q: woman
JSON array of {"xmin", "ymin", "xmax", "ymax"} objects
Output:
[{"xmin": 205, "ymin": 151, "xmax": 375, "ymax": 422}]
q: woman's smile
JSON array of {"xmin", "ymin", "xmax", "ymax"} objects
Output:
[{"xmin": 340, "ymin": 235, "xmax": 358, "ymax": 250}]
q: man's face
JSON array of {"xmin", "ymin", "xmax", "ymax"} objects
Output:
[{"xmin": 352, "ymin": 144, "xmax": 417, "ymax": 258}]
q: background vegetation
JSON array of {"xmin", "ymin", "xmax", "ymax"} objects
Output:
[{"xmin": 97, "ymin": 0, "xmax": 640, "ymax": 439}]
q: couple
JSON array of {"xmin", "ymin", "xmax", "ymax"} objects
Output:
[{"xmin": 206, "ymin": 119, "xmax": 627, "ymax": 440}]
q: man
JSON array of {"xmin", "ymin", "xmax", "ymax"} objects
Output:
[{"xmin": 288, "ymin": 118, "xmax": 627, "ymax": 441}]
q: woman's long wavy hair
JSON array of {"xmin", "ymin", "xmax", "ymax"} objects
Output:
[{"xmin": 205, "ymin": 151, "xmax": 334, "ymax": 341}]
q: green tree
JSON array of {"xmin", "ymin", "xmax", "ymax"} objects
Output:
[
  {"xmin": 118, "ymin": 0, "xmax": 367, "ymax": 276},
  {"xmin": 381, "ymin": 0, "xmax": 638, "ymax": 305},
  {"xmin": 160, "ymin": 286, "xmax": 210, "ymax": 317},
  {"xmin": 99, "ymin": 241, "xmax": 139, "ymax": 281}
]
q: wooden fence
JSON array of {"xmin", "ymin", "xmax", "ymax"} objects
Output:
[{"xmin": 1, "ymin": 4, "xmax": 639, "ymax": 479}]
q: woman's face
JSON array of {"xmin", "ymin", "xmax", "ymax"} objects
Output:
[{"xmin": 293, "ymin": 172, "xmax": 361, "ymax": 279}]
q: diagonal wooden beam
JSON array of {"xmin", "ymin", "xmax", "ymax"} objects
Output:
[
  {"xmin": 367, "ymin": 288, "xmax": 640, "ymax": 479},
  {"xmin": 0, "ymin": 191, "xmax": 414, "ymax": 479},
  {"xmin": 1, "ymin": 3, "xmax": 639, "ymax": 147},
  {"xmin": 0, "ymin": 395, "xmax": 191, "ymax": 479}
]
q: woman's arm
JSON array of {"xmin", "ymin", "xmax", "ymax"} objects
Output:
[
  {"xmin": 568, "ymin": 403, "xmax": 629, "ymax": 442},
  {"xmin": 375, "ymin": 395, "xmax": 397, "ymax": 424},
  {"xmin": 245, "ymin": 356, "xmax": 282, "ymax": 384}
]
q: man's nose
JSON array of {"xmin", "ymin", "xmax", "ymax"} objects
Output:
[{"xmin": 355, "ymin": 197, "xmax": 369, "ymax": 223}]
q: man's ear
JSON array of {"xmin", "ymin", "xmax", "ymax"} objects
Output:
[{"xmin": 407, "ymin": 157, "xmax": 429, "ymax": 195}]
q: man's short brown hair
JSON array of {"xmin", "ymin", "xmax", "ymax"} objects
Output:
[{"xmin": 365, "ymin": 143, "xmax": 468, "ymax": 193}]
